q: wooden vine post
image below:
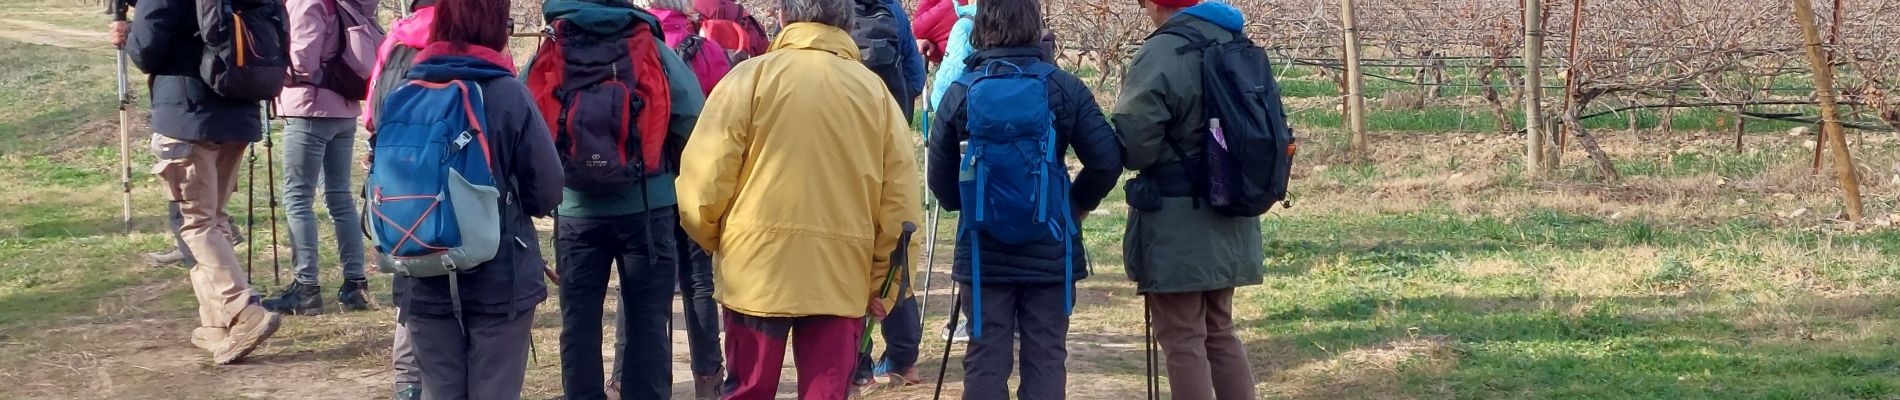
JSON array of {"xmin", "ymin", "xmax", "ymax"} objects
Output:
[
  {"xmin": 1791, "ymin": 0, "xmax": 1864, "ymax": 221},
  {"xmin": 1340, "ymin": 0, "xmax": 1369, "ymax": 157},
  {"xmin": 1522, "ymin": 0, "xmax": 1547, "ymax": 172}
]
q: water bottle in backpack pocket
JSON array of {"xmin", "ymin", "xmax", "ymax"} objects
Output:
[
  {"xmin": 366, "ymin": 80, "xmax": 503, "ymax": 277},
  {"xmin": 1151, "ymin": 26, "xmax": 1298, "ymax": 216}
]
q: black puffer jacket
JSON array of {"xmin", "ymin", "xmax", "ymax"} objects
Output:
[
  {"xmin": 124, "ymin": 0, "xmax": 262, "ymax": 143},
  {"xmin": 927, "ymin": 46, "xmax": 1124, "ymax": 285}
]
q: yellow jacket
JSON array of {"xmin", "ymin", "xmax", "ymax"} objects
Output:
[{"xmin": 678, "ymin": 23, "xmax": 922, "ymax": 318}]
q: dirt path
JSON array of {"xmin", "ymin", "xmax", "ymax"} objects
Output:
[{"xmin": 0, "ymin": 17, "xmax": 111, "ymax": 51}]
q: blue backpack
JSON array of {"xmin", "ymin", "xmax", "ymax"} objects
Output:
[
  {"xmin": 954, "ymin": 60, "xmax": 1076, "ymax": 338},
  {"xmin": 367, "ymin": 79, "xmax": 504, "ymax": 287}
]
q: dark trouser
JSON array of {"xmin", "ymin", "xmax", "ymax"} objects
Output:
[
  {"xmin": 853, "ymin": 295, "xmax": 921, "ymax": 382},
  {"xmin": 723, "ymin": 309, "xmax": 861, "ymax": 400},
  {"xmin": 170, "ymin": 201, "xmax": 195, "ymax": 265},
  {"xmin": 1149, "ymin": 288, "xmax": 1255, "ymax": 400},
  {"xmin": 407, "ymin": 310, "xmax": 536, "ymax": 400},
  {"xmin": 960, "ymin": 282, "xmax": 1070, "ymax": 400},
  {"xmin": 675, "ymin": 227, "xmax": 723, "ymax": 377},
  {"xmin": 555, "ymin": 209, "xmax": 678, "ymax": 400}
]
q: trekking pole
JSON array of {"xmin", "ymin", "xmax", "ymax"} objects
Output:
[
  {"xmin": 263, "ymin": 102, "xmax": 282, "ymax": 287},
  {"xmin": 931, "ymin": 286, "xmax": 962, "ymax": 400},
  {"xmin": 918, "ymin": 108, "xmax": 939, "ymax": 328},
  {"xmin": 110, "ymin": 0, "xmax": 131, "ymax": 234},
  {"xmin": 861, "ymin": 222, "xmax": 917, "ymax": 360},
  {"xmin": 246, "ymin": 136, "xmax": 257, "ymax": 284},
  {"xmin": 1145, "ymin": 295, "xmax": 1159, "ymax": 400}
]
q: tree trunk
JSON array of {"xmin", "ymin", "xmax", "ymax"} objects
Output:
[
  {"xmin": 1566, "ymin": 106, "xmax": 1620, "ymax": 182},
  {"xmin": 1734, "ymin": 104, "xmax": 1747, "ymax": 152}
]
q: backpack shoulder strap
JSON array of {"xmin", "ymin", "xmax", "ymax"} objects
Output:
[{"xmin": 1149, "ymin": 25, "xmax": 1218, "ymax": 55}]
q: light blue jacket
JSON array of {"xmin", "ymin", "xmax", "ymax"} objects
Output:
[{"xmin": 927, "ymin": 3, "xmax": 976, "ymax": 111}]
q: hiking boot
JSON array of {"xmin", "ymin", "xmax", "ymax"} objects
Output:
[
  {"xmin": 261, "ymin": 281, "xmax": 325, "ymax": 316},
  {"xmin": 190, "ymin": 327, "xmax": 227, "ymax": 351},
  {"xmin": 211, "ymin": 304, "xmax": 282, "ymax": 365},
  {"xmin": 693, "ymin": 370, "xmax": 724, "ymax": 400},
  {"xmin": 393, "ymin": 383, "xmax": 422, "ymax": 400},
  {"xmin": 337, "ymin": 279, "xmax": 371, "ymax": 311},
  {"xmin": 144, "ymin": 248, "xmax": 186, "ymax": 267}
]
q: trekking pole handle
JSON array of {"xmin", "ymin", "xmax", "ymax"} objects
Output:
[{"xmin": 107, "ymin": 0, "xmax": 128, "ymax": 21}]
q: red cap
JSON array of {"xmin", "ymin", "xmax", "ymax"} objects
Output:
[{"xmin": 1151, "ymin": 0, "xmax": 1200, "ymax": 7}]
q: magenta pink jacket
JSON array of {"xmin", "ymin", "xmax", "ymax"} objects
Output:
[
  {"xmin": 276, "ymin": 0, "xmax": 373, "ymax": 118},
  {"xmin": 654, "ymin": 8, "xmax": 732, "ymax": 95},
  {"xmin": 360, "ymin": 6, "xmax": 435, "ymax": 130}
]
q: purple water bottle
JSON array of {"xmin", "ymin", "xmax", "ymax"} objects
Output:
[{"xmin": 1206, "ymin": 118, "xmax": 1232, "ymax": 207}]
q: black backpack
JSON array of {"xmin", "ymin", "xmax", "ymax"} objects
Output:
[
  {"xmin": 1151, "ymin": 26, "xmax": 1296, "ymax": 217},
  {"xmin": 197, "ymin": 0, "xmax": 292, "ymax": 101},
  {"xmin": 849, "ymin": 0, "xmax": 912, "ymax": 118}
]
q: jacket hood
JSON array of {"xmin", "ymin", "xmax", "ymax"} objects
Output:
[
  {"xmin": 768, "ymin": 23, "xmax": 860, "ymax": 61},
  {"xmin": 407, "ymin": 42, "xmax": 518, "ymax": 82},
  {"xmin": 954, "ymin": 2, "xmax": 976, "ymax": 17},
  {"xmin": 651, "ymin": 8, "xmax": 693, "ymax": 46},
  {"xmin": 389, "ymin": 6, "xmax": 436, "ymax": 48},
  {"xmin": 1175, "ymin": 1, "xmax": 1245, "ymax": 32},
  {"xmin": 544, "ymin": 0, "xmax": 663, "ymax": 37}
]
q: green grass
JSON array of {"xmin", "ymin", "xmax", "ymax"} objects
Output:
[{"xmin": 0, "ymin": 39, "xmax": 121, "ymax": 155}]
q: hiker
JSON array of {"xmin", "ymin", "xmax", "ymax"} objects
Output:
[
  {"xmin": 111, "ymin": 0, "xmax": 284, "ymax": 364},
  {"xmin": 676, "ymin": 0, "xmax": 922, "ymax": 396},
  {"xmin": 909, "ymin": 0, "xmax": 964, "ymax": 63},
  {"xmin": 694, "ymin": 0, "xmax": 770, "ymax": 57},
  {"xmin": 925, "ymin": 0, "xmax": 975, "ymax": 110},
  {"xmin": 521, "ymin": 0, "xmax": 707, "ymax": 398},
  {"xmin": 361, "ymin": 0, "xmax": 438, "ymax": 398},
  {"xmin": 652, "ymin": 0, "xmax": 733, "ymax": 95},
  {"xmin": 925, "ymin": 0, "xmax": 1122, "ymax": 397},
  {"xmin": 259, "ymin": 0, "xmax": 379, "ymax": 316},
  {"xmin": 1113, "ymin": 0, "xmax": 1267, "ymax": 399},
  {"xmin": 843, "ymin": 0, "xmax": 928, "ymax": 388},
  {"xmin": 371, "ymin": 0, "xmax": 564, "ymax": 396}
]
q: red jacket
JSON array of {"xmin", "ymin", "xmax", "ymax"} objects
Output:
[{"xmin": 911, "ymin": 0, "xmax": 966, "ymax": 63}]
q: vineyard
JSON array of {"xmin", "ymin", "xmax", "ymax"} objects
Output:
[{"xmin": 0, "ymin": 0, "xmax": 1898, "ymax": 398}]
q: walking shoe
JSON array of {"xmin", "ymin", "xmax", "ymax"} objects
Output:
[
  {"xmin": 693, "ymin": 370, "xmax": 724, "ymax": 400},
  {"xmin": 190, "ymin": 327, "xmax": 226, "ymax": 351},
  {"xmin": 261, "ymin": 281, "xmax": 325, "ymax": 316},
  {"xmin": 393, "ymin": 383, "xmax": 422, "ymax": 400},
  {"xmin": 211, "ymin": 304, "xmax": 282, "ymax": 365},
  {"xmin": 144, "ymin": 248, "xmax": 186, "ymax": 266},
  {"xmin": 337, "ymin": 279, "xmax": 371, "ymax": 311}
]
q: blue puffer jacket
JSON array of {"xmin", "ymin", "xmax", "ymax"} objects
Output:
[
  {"xmin": 391, "ymin": 43, "xmax": 565, "ymax": 318},
  {"xmin": 927, "ymin": 46, "xmax": 1124, "ymax": 285}
]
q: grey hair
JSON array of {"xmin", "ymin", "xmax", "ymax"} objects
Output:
[{"xmin": 776, "ymin": 0, "xmax": 852, "ymax": 28}]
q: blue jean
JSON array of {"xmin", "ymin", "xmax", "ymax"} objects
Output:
[
  {"xmin": 556, "ymin": 209, "xmax": 678, "ymax": 400},
  {"xmin": 280, "ymin": 117, "xmax": 365, "ymax": 285}
]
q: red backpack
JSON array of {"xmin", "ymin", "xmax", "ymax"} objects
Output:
[{"xmin": 524, "ymin": 16, "xmax": 674, "ymax": 194}]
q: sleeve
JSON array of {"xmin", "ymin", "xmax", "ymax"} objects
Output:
[
  {"xmin": 676, "ymin": 67, "xmax": 752, "ymax": 252},
  {"xmin": 1060, "ymin": 76, "xmax": 1124, "ymax": 212},
  {"xmin": 360, "ymin": 26, "xmax": 403, "ymax": 130},
  {"xmin": 658, "ymin": 38, "xmax": 709, "ymax": 169},
  {"xmin": 870, "ymin": 100, "xmax": 922, "ymax": 313},
  {"xmin": 928, "ymin": 16, "xmax": 975, "ymax": 110},
  {"xmin": 1110, "ymin": 35, "xmax": 1191, "ymax": 171},
  {"xmin": 925, "ymin": 83, "xmax": 966, "ymax": 211},
  {"xmin": 510, "ymin": 84, "xmax": 566, "ymax": 217},
  {"xmin": 285, "ymin": 0, "xmax": 329, "ymax": 84},
  {"xmin": 888, "ymin": 0, "xmax": 926, "ymax": 102},
  {"xmin": 125, "ymin": 0, "xmax": 184, "ymax": 72}
]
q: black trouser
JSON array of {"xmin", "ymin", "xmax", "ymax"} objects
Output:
[
  {"xmin": 961, "ymin": 282, "xmax": 1070, "ymax": 400},
  {"xmin": 555, "ymin": 208, "xmax": 678, "ymax": 400},
  {"xmin": 675, "ymin": 227, "xmax": 723, "ymax": 376}
]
